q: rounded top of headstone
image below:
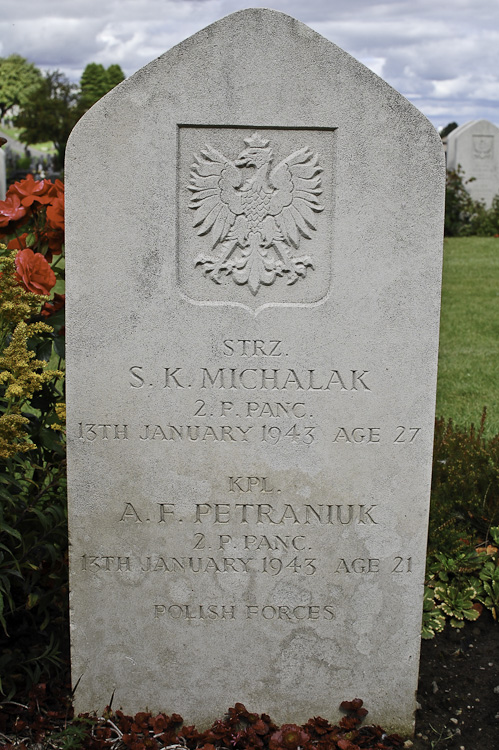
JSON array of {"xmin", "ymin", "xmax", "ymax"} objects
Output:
[
  {"xmin": 447, "ymin": 119, "xmax": 499, "ymax": 141},
  {"xmin": 68, "ymin": 5, "xmax": 440, "ymax": 154}
]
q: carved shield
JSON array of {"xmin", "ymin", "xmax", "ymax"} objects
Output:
[{"xmin": 177, "ymin": 126, "xmax": 335, "ymax": 313}]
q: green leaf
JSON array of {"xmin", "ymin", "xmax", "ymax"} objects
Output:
[
  {"xmin": 47, "ymin": 307, "xmax": 65, "ymax": 330},
  {"xmin": 36, "ymin": 337, "xmax": 54, "ymax": 362},
  {"xmin": 36, "ymin": 426, "xmax": 65, "ymax": 455},
  {"xmin": 463, "ymin": 607, "xmax": 480, "ymax": 621},
  {"xmin": 53, "ymin": 334, "xmax": 65, "ymax": 359},
  {"xmin": 0, "ymin": 523, "xmax": 22, "ymax": 542},
  {"xmin": 479, "ymin": 561, "xmax": 499, "ymax": 583},
  {"xmin": 27, "ymin": 592, "xmax": 39, "ymax": 610},
  {"xmin": 0, "ymin": 593, "xmax": 8, "ymax": 636},
  {"xmin": 489, "ymin": 526, "xmax": 499, "ymax": 546}
]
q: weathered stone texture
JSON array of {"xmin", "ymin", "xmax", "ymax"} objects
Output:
[{"xmin": 66, "ymin": 9, "xmax": 444, "ymax": 734}]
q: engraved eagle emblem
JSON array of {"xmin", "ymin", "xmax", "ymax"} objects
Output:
[{"xmin": 188, "ymin": 132, "xmax": 324, "ymax": 295}]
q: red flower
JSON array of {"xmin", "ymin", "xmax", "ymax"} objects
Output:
[
  {"xmin": 7, "ymin": 233, "xmax": 29, "ymax": 251},
  {"xmin": 305, "ymin": 717, "xmax": 331, "ymax": 736},
  {"xmin": 269, "ymin": 724, "xmax": 310, "ymax": 750},
  {"xmin": 52, "ymin": 178, "xmax": 64, "ymax": 197},
  {"xmin": 337, "ymin": 740, "xmax": 360, "ymax": 750},
  {"xmin": 40, "ymin": 292, "xmax": 65, "ymax": 318},
  {"xmin": 15, "ymin": 248, "xmax": 56, "ymax": 295},
  {"xmin": 253, "ymin": 718, "xmax": 270, "ymax": 735},
  {"xmin": 9, "ymin": 174, "xmax": 56, "ymax": 207},
  {"xmin": 41, "ymin": 228, "xmax": 64, "ymax": 262},
  {"xmin": 339, "ymin": 699, "xmax": 368, "ymax": 717},
  {"xmin": 44, "ymin": 182, "xmax": 65, "ymax": 259},
  {"xmin": 46, "ymin": 194, "xmax": 64, "ymax": 232},
  {"xmin": 0, "ymin": 193, "xmax": 28, "ymax": 227}
]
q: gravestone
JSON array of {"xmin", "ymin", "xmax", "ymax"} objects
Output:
[
  {"xmin": 0, "ymin": 148, "xmax": 6, "ymax": 200},
  {"xmin": 66, "ymin": 8, "xmax": 444, "ymax": 735},
  {"xmin": 446, "ymin": 119, "xmax": 499, "ymax": 207}
]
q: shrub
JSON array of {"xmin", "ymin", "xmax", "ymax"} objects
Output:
[
  {"xmin": 444, "ymin": 166, "xmax": 478, "ymax": 236},
  {"xmin": 429, "ymin": 409, "xmax": 499, "ymax": 554},
  {"xmin": 0, "ymin": 172, "xmax": 66, "ymax": 698},
  {"xmin": 468, "ymin": 194, "xmax": 499, "ymax": 236},
  {"xmin": 445, "ymin": 165, "xmax": 499, "ymax": 236}
]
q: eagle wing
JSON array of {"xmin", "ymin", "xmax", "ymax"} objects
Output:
[
  {"xmin": 188, "ymin": 145, "xmax": 244, "ymax": 247},
  {"xmin": 268, "ymin": 147, "xmax": 324, "ymax": 249}
]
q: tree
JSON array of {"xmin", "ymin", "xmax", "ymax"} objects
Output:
[
  {"xmin": 105, "ymin": 64, "xmax": 125, "ymax": 90},
  {"xmin": 444, "ymin": 166, "xmax": 477, "ymax": 236},
  {"xmin": 78, "ymin": 63, "xmax": 109, "ymax": 110},
  {"xmin": 440, "ymin": 122, "xmax": 458, "ymax": 139},
  {"xmin": 15, "ymin": 70, "xmax": 79, "ymax": 169},
  {"xmin": 78, "ymin": 62, "xmax": 125, "ymax": 112},
  {"xmin": 12, "ymin": 61, "xmax": 125, "ymax": 170},
  {"xmin": 0, "ymin": 54, "xmax": 42, "ymax": 119}
]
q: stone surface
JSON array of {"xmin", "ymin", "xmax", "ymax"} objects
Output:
[
  {"xmin": 65, "ymin": 8, "xmax": 444, "ymax": 735},
  {"xmin": 446, "ymin": 119, "xmax": 499, "ymax": 207}
]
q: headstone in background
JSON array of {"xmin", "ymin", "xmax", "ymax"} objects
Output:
[
  {"xmin": 446, "ymin": 119, "xmax": 499, "ymax": 207},
  {"xmin": 66, "ymin": 8, "xmax": 444, "ymax": 735},
  {"xmin": 0, "ymin": 148, "xmax": 6, "ymax": 200}
]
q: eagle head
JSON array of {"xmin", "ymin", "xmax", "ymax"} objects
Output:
[{"xmin": 235, "ymin": 132, "xmax": 273, "ymax": 168}]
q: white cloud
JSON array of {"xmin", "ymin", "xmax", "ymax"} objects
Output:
[{"xmin": 1, "ymin": 0, "xmax": 499, "ymax": 128}]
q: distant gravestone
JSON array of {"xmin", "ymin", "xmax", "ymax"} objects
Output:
[
  {"xmin": 66, "ymin": 8, "xmax": 444, "ymax": 735},
  {"xmin": 446, "ymin": 119, "xmax": 499, "ymax": 207},
  {"xmin": 0, "ymin": 148, "xmax": 6, "ymax": 200}
]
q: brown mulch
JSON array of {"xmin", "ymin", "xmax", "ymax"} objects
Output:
[
  {"xmin": 413, "ymin": 610, "xmax": 499, "ymax": 748},
  {"xmin": 0, "ymin": 614, "xmax": 498, "ymax": 750}
]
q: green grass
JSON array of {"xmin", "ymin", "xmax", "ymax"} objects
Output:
[
  {"xmin": 436, "ymin": 237, "xmax": 499, "ymax": 438},
  {"xmin": 0, "ymin": 124, "xmax": 55, "ymax": 154}
]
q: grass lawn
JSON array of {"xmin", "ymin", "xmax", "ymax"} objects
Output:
[
  {"xmin": 436, "ymin": 236, "xmax": 499, "ymax": 438},
  {"xmin": 0, "ymin": 124, "xmax": 55, "ymax": 154}
]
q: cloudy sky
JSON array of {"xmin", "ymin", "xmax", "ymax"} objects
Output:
[{"xmin": 1, "ymin": 0, "xmax": 499, "ymax": 130}]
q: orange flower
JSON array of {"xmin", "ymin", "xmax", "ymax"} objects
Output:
[
  {"xmin": 44, "ymin": 181, "xmax": 65, "ymax": 259},
  {"xmin": 7, "ymin": 233, "xmax": 29, "ymax": 251},
  {"xmin": 0, "ymin": 193, "xmax": 28, "ymax": 227},
  {"xmin": 15, "ymin": 248, "xmax": 56, "ymax": 295},
  {"xmin": 9, "ymin": 174, "xmax": 56, "ymax": 207},
  {"xmin": 52, "ymin": 178, "xmax": 64, "ymax": 197},
  {"xmin": 42, "ymin": 231, "xmax": 64, "ymax": 263},
  {"xmin": 40, "ymin": 292, "xmax": 65, "ymax": 318},
  {"xmin": 46, "ymin": 194, "xmax": 64, "ymax": 232}
]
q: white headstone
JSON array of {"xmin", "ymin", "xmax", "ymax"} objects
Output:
[
  {"xmin": 446, "ymin": 119, "xmax": 499, "ymax": 207},
  {"xmin": 0, "ymin": 148, "xmax": 6, "ymax": 200},
  {"xmin": 66, "ymin": 9, "xmax": 444, "ymax": 735}
]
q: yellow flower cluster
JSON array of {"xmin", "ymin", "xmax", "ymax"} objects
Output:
[
  {"xmin": 0, "ymin": 244, "xmax": 63, "ymax": 458},
  {"xmin": 0, "ymin": 248, "xmax": 46, "ymax": 332},
  {"xmin": 0, "ymin": 320, "xmax": 63, "ymax": 400},
  {"xmin": 51, "ymin": 402, "xmax": 67, "ymax": 433},
  {"xmin": 0, "ymin": 412, "xmax": 31, "ymax": 458}
]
